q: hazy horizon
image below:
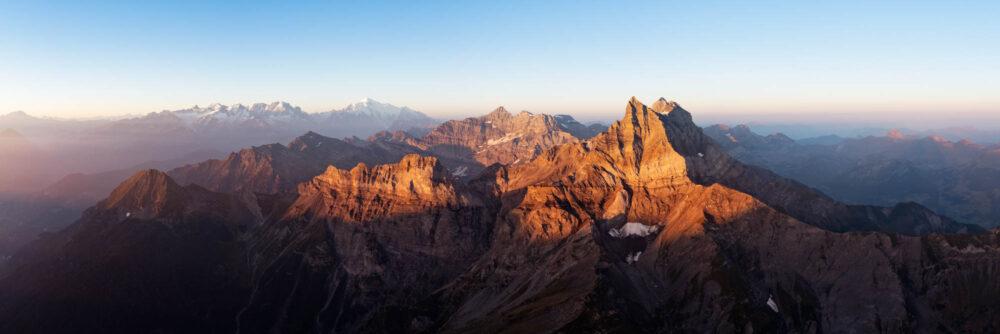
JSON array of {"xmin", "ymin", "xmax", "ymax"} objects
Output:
[{"xmin": 2, "ymin": 1, "xmax": 997, "ymax": 120}]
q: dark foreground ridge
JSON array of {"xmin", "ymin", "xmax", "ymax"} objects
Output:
[{"xmin": 1, "ymin": 98, "xmax": 998, "ymax": 333}]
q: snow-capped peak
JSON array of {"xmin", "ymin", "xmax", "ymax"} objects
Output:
[
  {"xmin": 165, "ymin": 101, "xmax": 308, "ymax": 126},
  {"xmin": 337, "ymin": 98, "xmax": 404, "ymax": 116}
]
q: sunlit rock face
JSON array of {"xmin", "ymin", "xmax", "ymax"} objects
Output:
[{"xmin": 2, "ymin": 98, "xmax": 1000, "ymax": 334}]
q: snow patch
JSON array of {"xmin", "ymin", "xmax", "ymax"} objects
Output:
[
  {"xmin": 767, "ymin": 295, "xmax": 778, "ymax": 312},
  {"xmin": 609, "ymin": 222, "xmax": 660, "ymax": 238},
  {"xmin": 451, "ymin": 166, "xmax": 468, "ymax": 177},
  {"xmin": 697, "ymin": 152, "xmax": 704, "ymax": 157},
  {"xmin": 486, "ymin": 133, "xmax": 521, "ymax": 146}
]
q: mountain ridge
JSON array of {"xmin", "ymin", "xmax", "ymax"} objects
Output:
[{"xmin": 1, "ymin": 97, "xmax": 997, "ymax": 333}]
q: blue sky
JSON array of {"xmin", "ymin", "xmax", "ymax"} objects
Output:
[{"xmin": 1, "ymin": 0, "xmax": 997, "ymax": 120}]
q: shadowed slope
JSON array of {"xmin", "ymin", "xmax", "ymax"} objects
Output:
[{"xmin": 0, "ymin": 170, "xmax": 258, "ymax": 334}]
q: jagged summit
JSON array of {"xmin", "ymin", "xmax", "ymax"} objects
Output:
[
  {"xmin": 486, "ymin": 106, "xmax": 512, "ymax": 118},
  {"xmin": 288, "ymin": 153, "xmax": 469, "ymax": 220},
  {"xmin": 650, "ymin": 97, "xmax": 678, "ymax": 113},
  {"xmin": 6, "ymin": 96, "xmax": 1000, "ymax": 333}
]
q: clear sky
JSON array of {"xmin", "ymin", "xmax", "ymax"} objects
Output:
[{"xmin": 1, "ymin": 0, "xmax": 997, "ymax": 119}]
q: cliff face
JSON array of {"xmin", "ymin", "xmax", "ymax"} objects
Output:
[
  {"xmin": 405, "ymin": 107, "xmax": 584, "ymax": 178},
  {"xmin": 415, "ymin": 98, "xmax": 998, "ymax": 333},
  {"xmin": 2, "ymin": 98, "xmax": 998, "ymax": 333},
  {"xmin": 165, "ymin": 107, "xmax": 589, "ymax": 195},
  {"xmin": 235, "ymin": 155, "xmax": 494, "ymax": 333},
  {"xmin": 167, "ymin": 132, "xmax": 424, "ymax": 194}
]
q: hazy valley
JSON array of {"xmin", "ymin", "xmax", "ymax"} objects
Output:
[{"xmin": 1, "ymin": 98, "xmax": 999, "ymax": 333}]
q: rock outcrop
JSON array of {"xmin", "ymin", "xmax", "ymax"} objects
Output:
[
  {"xmin": 235, "ymin": 155, "xmax": 494, "ymax": 333},
  {"xmin": 3, "ymin": 98, "xmax": 998, "ymax": 334}
]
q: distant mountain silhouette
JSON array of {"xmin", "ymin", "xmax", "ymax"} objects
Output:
[
  {"xmin": 706, "ymin": 124, "xmax": 1000, "ymax": 228},
  {"xmin": 3, "ymin": 98, "xmax": 998, "ymax": 333}
]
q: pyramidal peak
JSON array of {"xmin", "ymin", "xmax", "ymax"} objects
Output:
[
  {"xmin": 99, "ymin": 169, "xmax": 185, "ymax": 216},
  {"xmin": 489, "ymin": 106, "xmax": 510, "ymax": 114}
]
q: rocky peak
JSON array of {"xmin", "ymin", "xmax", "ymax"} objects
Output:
[
  {"xmin": 99, "ymin": 169, "xmax": 186, "ymax": 218},
  {"xmin": 322, "ymin": 154, "xmax": 453, "ymax": 189},
  {"xmin": 650, "ymin": 97, "xmax": 678, "ymax": 114},
  {"xmin": 287, "ymin": 131, "xmax": 351, "ymax": 151},
  {"xmin": 506, "ymin": 97, "xmax": 690, "ymax": 189},
  {"xmin": 957, "ymin": 139, "xmax": 984, "ymax": 149},
  {"xmin": 886, "ymin": 129, "xmax": 907, "ymax": 139},
  {"xmin": 287, "ymin": 154, "xmax": 472, "ymax": 221},
  {"xmin": 484, "ymin": 106, "xmax": 513, "ymax": 120},
  {"xmin": 367, "ymin": 130, "xmax": 413, "ymax": 142},
  {"xmin": 925, "ymin": 135, "xmax": 950, "ymax": 143},
  {"xmin": 603, "ymin": 97, "xmax": 691, "ymax": 180},
  {"xmin": 554, "ymin": 114, "xmax": 605, "ymax": 139}
]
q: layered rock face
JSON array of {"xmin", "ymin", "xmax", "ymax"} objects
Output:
[
  {"xmin": 2, "ymin": 98, "xmax": 999, "ymax": 333},
  {"xmin": 404, "ymin": 107, "xmax": 586, "ymax": 177},
  {"xmin": 235, "ymin": 155, "xmax": 494, "ymax": 333},
  {"xmin": 167, "ymin": 132, "xmax": 424, "ymax": 194},
  {"xmin": 416, "ymin": 98, "xmax": 999, "ymax": 332},
  {"xmin": 166, "ymin": 109, "xmax": 598, "ymax": 194}
]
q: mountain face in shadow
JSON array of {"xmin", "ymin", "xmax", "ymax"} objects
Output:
[
  {"xmin": 1, "ymin": 98, "xmax": 998, "ymax": 333},
  {"xmin": 706, "ymin": 124, "xmax": 1000, "ymax": 229},
  {"xmin": 0, "ymin": 170, "xmax": 257, "ymax": 333}
]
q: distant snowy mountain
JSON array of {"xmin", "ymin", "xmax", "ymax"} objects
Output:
[
  {"xmin": 142, "ymin": 98, "xmax": 437, "ymax": 139},
  {"xmin": 177, "ymin": 101, "xmax": 311, "ymax": 127},
  {"xmin": 318, "ymin": 98, "xmax": 438, "ymax": 137}
]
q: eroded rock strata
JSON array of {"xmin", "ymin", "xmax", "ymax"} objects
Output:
[{"xmin": 2, "ymin": 98, "xmax": 998, "ymax": 333}]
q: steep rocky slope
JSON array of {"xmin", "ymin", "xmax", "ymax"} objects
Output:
[
  {"xmin": 670, "ymin": 101, "xmax": 981, "ymax": 235},
  {"xmin": 0, "ymin": 170, "xmax": 257, "ymax": 333},
  {"xmin": 2, "ymin": 98, "xmax": 997, "ymax": 333},
  {"xmin": 387, "ymin": 97, "xmax": 999, "ymax": 332},
  {"xmin": 168, "ymin": 108, "xmax": 598, "ymax": 194},
  {"xmin": 402, "ymin": 107, "xmax": 586, "ymax": 177},
  {"xmin": 167, "ymin": 132, "xmax": 424, "ymax": 194},
  {"xmin": 235, "ymin": 155, "xmax": 494, "ymax": 333}
]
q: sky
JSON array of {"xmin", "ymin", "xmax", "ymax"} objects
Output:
[{"xmin": 1, "ymin": 0, "xmax": 998, "ymax": 120}]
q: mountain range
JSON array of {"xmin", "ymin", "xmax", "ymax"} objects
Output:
[
  {"xmin": 1, "ymin": 97, "xmax": 997, "ymax": 333},
  {"xmin": 705, "ymin": 123, "xmax": 1000, "ymax": 228},
  {"xmin": 0, "ymin": 99, "xmax": 439, "ymax": 193}
]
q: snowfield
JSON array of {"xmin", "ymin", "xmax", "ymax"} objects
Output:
[{"xmin": 608, "ymin": 222, "xmax": 660, "ymax": 238}]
